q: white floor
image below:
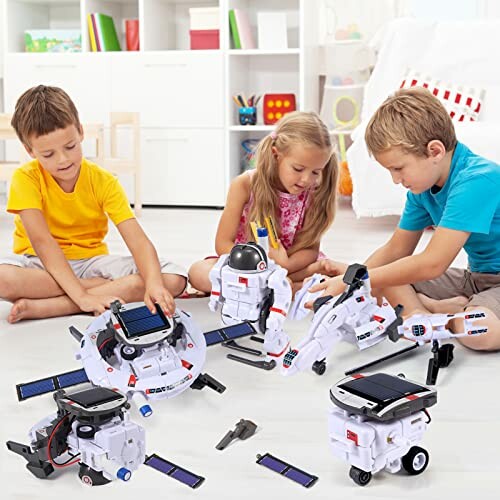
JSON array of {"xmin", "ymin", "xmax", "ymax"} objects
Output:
[{"xmin": 1, "ymin": 202, "xmax": 498, "ymax": 500}]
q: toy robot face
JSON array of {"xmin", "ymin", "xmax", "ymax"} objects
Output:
[{"xmin": 228, "ymin": 243, "xmax": 268, "ymax": 272}]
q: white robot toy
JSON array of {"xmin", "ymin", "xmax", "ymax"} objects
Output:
[
  {"xmin": 7, "ymin": 386, "xmax": 145, "ymax": 486},
  {"xmin": 328, "ymin": 372, "xmax": 437, "ymax": 486},
  {"xmin": 283, "ymin": 264, "xmax": 403, "ymax": 376},
  {"xmin": 72, "ymin": 301, "xmax": 225, "ymax": 417},
  {"xmin": 209, "ymin": 240, "xmax": 292, "ymax": 370}
]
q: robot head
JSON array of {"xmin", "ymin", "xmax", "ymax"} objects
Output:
[{"xmin": 228, "ymin": 243, "xmax": 268, "ymax": 272}]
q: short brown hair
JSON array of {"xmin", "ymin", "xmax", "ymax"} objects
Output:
[
  {"xmin": 11, "ymin": 85, "xmax": 81, "ymax": 147},
  {"xmin": 365, "ymin": 87, "xmax": 457, "ymax": 157}
]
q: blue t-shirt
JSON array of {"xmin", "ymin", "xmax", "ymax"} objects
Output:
[{"xmin": 399, "ymin": 142, "xmax": 500, "ymax": 273}]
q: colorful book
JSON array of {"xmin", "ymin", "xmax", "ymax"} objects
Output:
[
  {"xmin": 234, "ymin": 9, "xmax": 255, "ymax": 50},
  {"xmin": 87, "ymin": 14, "xmax": 97, "ymax": 51},
  {"xmin": 228, "ymin": 9, "xmax": 241, "ymax": 49},
  {"xmin": 94, "ymin": 13, "xmax": 121, "ymax": 51}
]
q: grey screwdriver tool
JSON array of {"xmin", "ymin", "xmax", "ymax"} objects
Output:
[{"xmin": 216, "ymin": 419, "xmax": 257, "ymax": 451}]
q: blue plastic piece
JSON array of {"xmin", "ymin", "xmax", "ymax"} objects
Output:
[
  {"xmin": 257, "ymin": 227, "xmax": 268, "ymax": 237},
  {"xmin": 140, "ymin": 404, "xmax": 153, "ymax": 417},
  {"xmin": 117, "ymin": 467, "xmax": 131, "ymax": 481}
]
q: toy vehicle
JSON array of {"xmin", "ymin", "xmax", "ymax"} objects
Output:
[
  {"xmin": 209, "ymin": 241, "xmax": 292, "ymax": 369},
  {"xmin": 283, "ymin": 264, "xmax": 402, "ymax": 376},
  {"xmin": 72, "ymin": 301, "xmax": 225, "ymax": 416},
  {"xmin": 328, "ymin": 372, "xmax": 437, "ymax": 486},
  {"xmin": 7, "ymin": 386, "xmax": 145, "ymax": 486}
]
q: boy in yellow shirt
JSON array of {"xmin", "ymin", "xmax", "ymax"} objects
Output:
[{"xmin": 0, "ymin": 85, "xmax": 187, "ymax": 323}]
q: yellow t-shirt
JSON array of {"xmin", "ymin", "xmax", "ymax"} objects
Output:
[{"xmin": 7, "ymin": 158, "xmax": 135, "ymax": 259}]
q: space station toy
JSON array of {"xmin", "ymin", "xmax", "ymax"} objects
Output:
[
  {"xmin": 209, "ymin": 234, "xmax": 292, "ymax": 370},
  {"xmin": 67, "ymin": 300, "xmax": 226, "ymax": 417},
  {"xmin": 328, "ymin": 372, "xmax": 437, "ymax": 486},
  {"xmin": 346, "ymin": 311, "xmax": 488, "ymax": 385},
  {"xmin": 282, "ymin": 264, "xmax": 402, "ymax": 376},
  {"xmin": 6, "ymin": 386, "xmax": 145, "ymax": 486}
]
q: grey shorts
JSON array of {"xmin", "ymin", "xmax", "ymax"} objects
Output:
[
  {"xmin": 0, "ymin": 254, "xmax": 188, "ymax": 281},
  {"xmin": 412, "ymin": 267, "xmax": 500, "ymax": 319}
]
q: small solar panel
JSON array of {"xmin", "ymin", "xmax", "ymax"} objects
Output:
[
  {"xmin": 204, "ymin": 322, "xmax": 256, "ymax": 346},
  {"xmin": 145, "ymin": 454, "xmax": 205, "ymax": 489},
  {"xmin": 68, "ymin": 387, "xmax": 123, "ymax": 408},
  {"xmin": 256, "ymin": 453, "xmax": 318, "ymax": 488},
  {"xmin": 339, "ymin": 373, "xmax": 426, "ymax": 405},
  {"xmin": 118, "ymin": 305, "xmax": 171, "ymax": 338},
  {"xmin": 16, "ymin": 368, "xmax": 89, "ymax": 402}
]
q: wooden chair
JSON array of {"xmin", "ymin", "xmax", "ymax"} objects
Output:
[
  {"xmin": 100, "ymin": 112, "xmax": 142, "ymax": 217},
  {"xmin": 0, "ymin": 114, "xmax": 23, "ymax": 183}
]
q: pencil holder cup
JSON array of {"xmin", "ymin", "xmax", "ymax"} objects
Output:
[{"xmin": 239, "ymin": 106, "xmax": 257, "ymax": 125}]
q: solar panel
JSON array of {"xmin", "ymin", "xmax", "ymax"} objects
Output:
[
  {"xmin": 118, "ymin": 305, "xmax": 171, "ymax": 338},
  {"xmin": 145, "ymin": 454, "xmax": 205, "ymax": 488},
  {"xmin": 256, "ymin": 453, "xmax": 318, "ymax": 488},
  {"xmin": 204, "ymin": 322, "xmax": 256, "ymax": 346},
  {"xmin": 339, "ymin": 373, "xmax": 426, "ymax": 405},
  {"xmin": 16, "ymin": 368, "xmax": 89, "ymax": 402},
  {"xmin": 68, "ymin": 387, "xmax": 122, "ymax": 408}
]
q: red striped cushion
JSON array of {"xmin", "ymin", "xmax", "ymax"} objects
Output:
[{"xmin": 400, "ymin": 69, "xmax": 485, "ymax": 122}]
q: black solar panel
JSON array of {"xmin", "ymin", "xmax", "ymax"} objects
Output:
[
  {"xmin": 339, "ymin": 373, "xmax": 426, "ymax": 405},
  {"xmin": 118, "ymin": 305, "xmax": 170, "ymax": 338},
  {"xmin": 204, "ymin": 322, "xmax": 256, "ymax": 346},
  {"xmin": 145, "ymin": 454, "xmax": 205, "ymax": 488},
  {"xmin": 16, "ymin": 368, "xmax": 89, "ymax": 402},
  {"xmin": 68, "ymin": 387, "xmax": 123, "ymax": 408}
]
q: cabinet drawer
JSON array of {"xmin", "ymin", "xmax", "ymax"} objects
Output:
[
  {"xmin": 4, "ymin": 54, "xmax": 112, "ymax": 124},
  {"xmin": 141, "ymin": 128, "xmax": 225, "ymax": 206},
  {"xmin": 110, "ymin": 52, "xmax": 224, "ymax": 128}
]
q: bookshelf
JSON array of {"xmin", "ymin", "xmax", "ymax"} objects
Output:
[{"xmin": 1, "ymin": 0, "xmax": 320, "ymax": 207}]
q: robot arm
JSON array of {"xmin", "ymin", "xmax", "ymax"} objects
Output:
[
  {"xmin": 208, "ymin": 254, "xmax": 229, "ymax": 312},
  {"xmin": 265, "ymin": 266, "xmax": 292, "ymax": 333}
]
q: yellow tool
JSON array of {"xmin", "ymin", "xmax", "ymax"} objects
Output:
[
  {"xmin": 264, "ymin": 216, "xmax": 279, "ymax": 249},
  {"xmin": 249, "ymin": 221, "xmax": 260, "ymax": 242}
]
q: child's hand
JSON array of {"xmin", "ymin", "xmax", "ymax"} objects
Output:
[
  {"xmin": 77, "ymin": 293, "xmax": 123, "ymax": 315},
  {"xmin": 305, "ymin": 275, "xmax": 345, "ymax": 309},
  {"xmin": 319, "ymin": 259, "xmax": 348, "ymax": 277},
  {"xmin": 268, "ymin": 240, "xmax": 289, "ymax": 268},
  {"xmin": 144, "ymin": 282, "xmax": 175, "ymax": 316}
]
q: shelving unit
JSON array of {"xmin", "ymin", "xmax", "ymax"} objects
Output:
[{"xmin": 1, "ymin": 0, "xmax": 320, "ymax": 207}]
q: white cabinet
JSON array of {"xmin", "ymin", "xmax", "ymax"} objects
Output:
[
  {"xmin": 3, "ymin": 53, "xmax": 112, "ymax": 124},
  {"xmin": 141, "ymin": 129, "xmax": 225, "ymax": 206},
  {"xmin": 110, "ymin": 51, "xmax": 224, "ymax": 128}
]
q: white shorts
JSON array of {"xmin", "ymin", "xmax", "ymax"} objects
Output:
[{"xmin": 0, "ymin": 254, "xmax": 188, "ymax": 281}]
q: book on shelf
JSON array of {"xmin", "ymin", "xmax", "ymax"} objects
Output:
[
  {"xmin": 228, "ymin": 9, "xmax": 241, "ymax": 49},
  {"xmin": 87, "ymin": 12, "xmax": 121, "ymax": 52},
  {"xmin": 229, "ymin": 9, "xmax": 255, "ymax": 50}
]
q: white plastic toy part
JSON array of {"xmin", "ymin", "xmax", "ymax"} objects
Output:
[{"xmin": 288, "ymin": 273, "xmax": 323, "ymax": 321}]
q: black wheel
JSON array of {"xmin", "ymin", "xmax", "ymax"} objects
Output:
[
  {"xmin": 79, "ymin": 464, "xmax": 111, "ymax": 486},
  {"xmin": 312, "ymin": 360, "xmax": 326, "ymax": 376},
  {"xmin": 402, "ymin": 446, "xmax": 429, "ymax": 475},
  {"xmin": 349, "ymin": 466, "xmax": 372, "ymax": 486},
  {"xmin": 258, "ymin": 290, "xmax": 274, "ymax": 334},
  {"xmin": 121, "ymin": 345, "xmax": 139, "ymax": 361},
  {"xmin": 76, "ymin": 424, "xmax": 97, "ymax": 439}
]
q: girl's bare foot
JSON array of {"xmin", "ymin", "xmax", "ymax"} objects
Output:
[
  {"xmin": 8, "ymin": 299, "xmax": 32, "ymax": 323},
  {"xmin": 417, "ymin": 293, "xmax": 469, "ymax": 314}
]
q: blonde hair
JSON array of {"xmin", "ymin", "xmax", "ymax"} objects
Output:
[
  {"xmin": 248, "ymin": 111, "xmax": 338, "ymax": 253},
  {"xmin": 11, "ymin": 85, "xmax": 81, "ymax": 147},
  {"xmin": 365, "ymin": 87, "xmax": 457, "ymax": 157}
]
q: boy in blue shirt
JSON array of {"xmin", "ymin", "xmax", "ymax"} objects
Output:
[{"xmin": 313, "ymin": 87, "xmax": 500, "ymax": 351}]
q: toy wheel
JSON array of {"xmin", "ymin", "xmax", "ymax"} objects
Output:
[
  {"xmin": 121, "ymin": 345, "xmax": 139, "ymax": 361},
  {"xmin": 312, "ymin": 360, "xmax": 326, "ymax": 376},
  {"xmin": 402, "ymin": 446, "xmax": 429, "ymax": 475},
  {"xmin": 349, "ymin": 466, "xmax": 372, "ymax": 486},
  {"xmin": 76, "ymin": 424, "xmax": 97, "ymax": 439},
  {"xmin": 258, "ymin": 290, "xmax": 274, "ymax": 334}
]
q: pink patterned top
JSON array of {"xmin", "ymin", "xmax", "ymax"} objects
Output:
[{"xmin": 234, "ymin": 171, "xmax": 327, "ymax": 259}]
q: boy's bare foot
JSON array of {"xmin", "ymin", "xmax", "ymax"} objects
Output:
[
  {"xmin": 417, "ymin": 293, "xmax": 469, "ymax": 314},
  {"xmin": 8, "ymin": 299, "xmax": 32, "ymax": 323}
]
